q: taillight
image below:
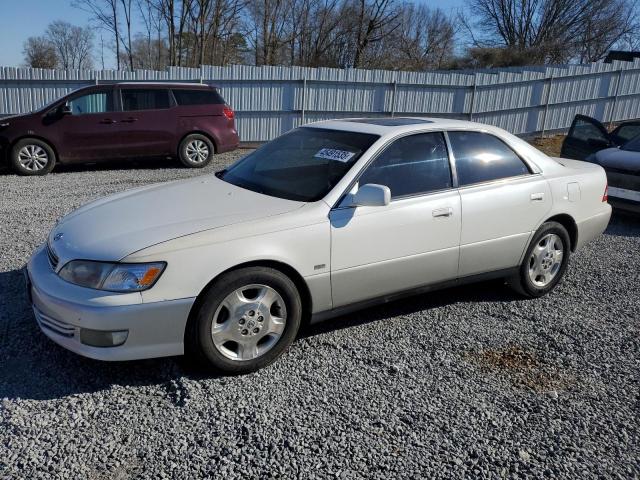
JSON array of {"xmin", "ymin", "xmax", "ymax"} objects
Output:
[
  {"xmin": 602, "ymin": 183, "xmax": 608, "ymax": 202},
  {"xmin": 223, "ymin": 105, "xmax": 234, "ymax": 120}
]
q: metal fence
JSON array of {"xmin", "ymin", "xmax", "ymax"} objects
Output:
[{"xmin": 2, "ymin": 59, "xmax": 640, "ymax": 142}]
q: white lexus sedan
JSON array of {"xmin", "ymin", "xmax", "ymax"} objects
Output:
[{"xmin": 27, "ymin": 118, "xmax": 611, "ymax": 373}]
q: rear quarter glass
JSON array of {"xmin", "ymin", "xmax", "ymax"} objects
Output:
[{"xmin": 173, "ymin": 89, "xmax": 226, "ymax": 106}]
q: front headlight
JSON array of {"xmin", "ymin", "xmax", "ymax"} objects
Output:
[{"xmin": 58, "ymin": 260, "xmax": 166, "ymax": 292}]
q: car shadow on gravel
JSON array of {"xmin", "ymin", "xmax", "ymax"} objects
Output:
[
  {"xmin": 606, "ymin": 211, "xmax": 640, "ymax": 237},
  {"xmin": 300, "ymin": 278, "xmax": 521, "ymax": 340},
  {"xmin": 0, "ymin": 157, "xmax": 184, "ymax": 176},
  {"xmin": 0, "ymin": 265, "xmax": 521, "ymax": 401},
  {"xmin": 0, "ymin": 268, "xmax": 188, "ymax": 401}
]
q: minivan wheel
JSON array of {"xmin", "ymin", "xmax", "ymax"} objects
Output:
[
  {"xmin": 178, "ymin": 134, "xmax": 215, "ymax": 168},
  {"xmin": 507, "ymin": 221, "xmax": 571, "ymax": 298},
  {"xmin": 11, "ymin": 139, "xmax": 56, "ymax": 175},
  {"xmin": 186, "ymin": 267, "xmax": 302, "ymax": 374}
]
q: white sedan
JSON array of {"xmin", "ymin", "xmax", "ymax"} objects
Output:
[{"xmin": 27, "ymin": 118, "xmax": 611, "ymax": 373}]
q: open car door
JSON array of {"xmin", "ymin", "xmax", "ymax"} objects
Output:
[
  {"xmin": 610, "ymin": 121, "xmax": 640, "ymax": 146},
  {"xmin": 560, "ymin": 115, "xmax": 612, "ymax": 160}
]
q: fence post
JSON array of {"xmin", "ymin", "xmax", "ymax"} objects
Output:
[
  {"xmin": 469, "ymin": 73, "xmax": 477, "ymax": 121},
  {"xmin": 390, "ymin": 81, "xmax": 397, "ymax": 117},
  {"xmin": 609, "ymin": 69, "xmax": 623, "ymax": 127},
  {"xmin": 540, "ymin": 74, "xmax": 554, "ymax": 137},
  {"xmin": 300, "ymin": 77, "xmax": 307, "ymax": 125}
]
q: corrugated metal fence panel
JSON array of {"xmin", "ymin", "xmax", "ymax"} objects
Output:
[{"xmin": 3, "ymin": 61, "xmax": 640, "ymax": 141}]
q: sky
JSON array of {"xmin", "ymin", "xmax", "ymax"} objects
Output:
[{"xmin": 0, "ymin": 0, "xmax": 466, "ymax": 69}]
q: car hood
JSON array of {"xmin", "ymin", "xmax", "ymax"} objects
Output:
[
  {"xmin": 593, "ymin": 148, "xmax": 640, "ymax": 174},
  {"xmin": 49, "ymin": 175, "xmax": 304, "ymax": 263}
]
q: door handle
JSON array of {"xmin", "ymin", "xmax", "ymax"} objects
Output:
[
  {"xmin": 530, "ymin": 192, "xmax": 545, "ymax": 201},
  {"xmin": 432, "ymin": 207, "xmax": 453, "ymax": 218},
  {"xmin": 121, "ymin": 117, "xmax": 138, "ymax": 123},
  {"xmin": 99, "ymin": 118, "xmax": 116, "ymax": 124}
]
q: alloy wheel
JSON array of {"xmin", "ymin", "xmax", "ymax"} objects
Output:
[
  {"xmin": 18, "ymin": 145, "xmax": 49, "ymax": 171},
  {"xmin": 185, "ymin": 139, "xmax": 210, "ymax": 164},
  {"xmin": 528, "ymin": 233, "xmax": 564, "ymax": 287},
  {"xmin": 211, "ymin": 284, "xmax": 287, "ymax": 361}
]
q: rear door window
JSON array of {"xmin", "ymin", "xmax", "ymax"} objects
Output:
[
  {"xmin": 447, "ymin": 131, "xmax": 530, "ymax": 186},
  {"xmin": 121, "ymin": 89, "xmax": 170, "ymax": 111},
  {"xmin": 173, "ymin": 89, "xmax": 225, "ymax": 106}
]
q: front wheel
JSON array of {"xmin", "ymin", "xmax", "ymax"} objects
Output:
[
  {"xmin": 508, "ymin": 221, "xmax": 571, "ymax": 298},
  {"xmin": 178, "ymin": 134, "xmax": 215, "ymax": 168},
  {"xmin": 186, "ymin": 267, "xmax": 302, "ymax": 374},
  {"xmin": 10, "ymin": 138, "xmax": 56, "ymax": 175}
]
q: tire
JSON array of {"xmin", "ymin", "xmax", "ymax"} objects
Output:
[
  {"xmin": 186, "ymin": 267, "xmax": 302, "ymax": 374},
  {"xmin": 10, "ymin": 138, "xmax": 56, "ymax": 176},
  {"xmin": 178, "ymin": 134, "xmax": 215, "ymax": 168},
  {"xmin": 508, "ymin": 221, "xmax": 571, "ymax": 298}
]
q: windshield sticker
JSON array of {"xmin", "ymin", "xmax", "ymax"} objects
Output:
[{"xmin": 314, "ymin": 148, "xmax": 356, "ymax": 163}]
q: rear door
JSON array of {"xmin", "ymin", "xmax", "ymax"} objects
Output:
[
  {"xmin": 560, "ymin": 115, "xmax": 612, "ymax": 160},
  {"xmin": 448, "ymin": 131, "xmax": 552, "ymax": 277},
  {"xmin": 115, "ymin": 87, "xmax": 175, "ymax": 158}
]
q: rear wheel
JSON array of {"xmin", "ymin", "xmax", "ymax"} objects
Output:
[
  {"xmin": 186, "ymin": 267, "xmax": 302, "ymax": 374},
  {"xmin": 10, "ymin": 138, "xmax": 56, "ymax": 175},
  {"xmin": 508, "ymin": 221, "xmax": 571, "ymax": 297},
  {"xmin": 178, "ymin": 134, "xmax": 215, "ymax": 168}
]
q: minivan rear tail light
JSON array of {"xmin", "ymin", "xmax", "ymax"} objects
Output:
[
  {"xmin": 602, "ymin": 183, "xmax": 608, "ymax": 202},
  {"xmin": 223, "ymin": 105, "xmax": 234, "ymax": 120}
]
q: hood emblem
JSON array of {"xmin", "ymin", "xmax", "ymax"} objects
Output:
[{"xmin": 53, "ymin": 232, "xmax": 64, "ymax": 241}]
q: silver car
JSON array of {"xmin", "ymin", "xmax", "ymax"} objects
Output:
[{"xmin": 27, "ymin": 118, "xmax": 612, "ymax": 373}]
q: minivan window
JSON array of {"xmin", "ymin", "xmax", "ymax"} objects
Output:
[
  {"xmin": 358, "ymin": 132, "xmax": 451, "ymax": 199},
  {"xmin": 121, "ymin": 89, "xmax": 170, "ymax": 111},
  {"xmin": 68, "ymin": 90, "xmax": 114, "ymax": 115},
  {"xmin": 221, "ymin": 127, "xmax": 379, "ymax": 202},
  {"xmin": 173, "ymin": 89, "xmax": 225, "ymax": 106},
  {"xmin": 448, "ymin": 131, "xmax": 530, "ymax": 186}
]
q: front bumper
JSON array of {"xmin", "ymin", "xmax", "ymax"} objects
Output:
[{"xmin": 26, "ymin": 245, "xmax": 195, "ymax": 361}]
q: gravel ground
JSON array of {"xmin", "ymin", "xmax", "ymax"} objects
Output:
[{"xmin": 0, "ymin": 152, "xmax": 639, "ymax": 479}]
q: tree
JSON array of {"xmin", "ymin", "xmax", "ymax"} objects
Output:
[
  {"xmin": 45, "ymin": 21, "xmax": 94, "ymax": 69},
  {"xmin": 464, "ymin": 0, "xmax": 638, "ymax": 64},
  {"xmin": 349, "ymin": 0, "xmax": 400, "ymax": 68},
  {"xmin": 73, "ymin": 0, "xmax": 121, "ymax": 69},
  {"xmin": 120, "ymin": 0, "xmax": 135, "ymax": 69},
  {"xmin": 245, "ymin": 0, "xmax": 296, "ymax": 65},
  {"xmin": 382, "ymin": 3, "xmax": 455, "ymax": 70},
  {"xmin": 23, "ymin": 36, "xmax": 57, "ymax": 68}
]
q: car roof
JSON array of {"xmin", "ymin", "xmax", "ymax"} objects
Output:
[{"xmin": 304, "ymin": 117, "xmax": 497, "ymax": 136}]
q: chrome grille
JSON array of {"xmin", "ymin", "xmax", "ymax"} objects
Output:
[{"xmin": 46, "ymin": 243, "xmax": 59, "ymax": 270}]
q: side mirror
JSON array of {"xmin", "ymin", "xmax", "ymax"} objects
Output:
[
  {"xmin": 60, "ymin": 104, "xmax": 72, "ymax": 115},
  {"xmin": 352, "ymin": 183, "xmax": 391, "ymax": 207}
]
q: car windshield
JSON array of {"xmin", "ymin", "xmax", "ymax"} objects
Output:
[
  {"xmin": 220, "ymin": 127, "xmax": 379, "ymax": 202},
  {"xmin": 621, "ymin": 134, "xmax": 640, "ymax": 152}
]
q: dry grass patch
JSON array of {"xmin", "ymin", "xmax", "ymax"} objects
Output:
[{"xmin": 466, "ymin": 346, "xmax": 574, "ymax": 393}]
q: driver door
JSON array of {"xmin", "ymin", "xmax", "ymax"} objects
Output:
[
  {"xmin": 560, "ymin": 115, "xmax": 612, "ymax": 160},
  {"xmin": 329, "ymin": 132, "xmax": 461, "ymax": 308},
  {"xmin": 53, "ymin": 86, "xmax": 122, "ymax": 162}
]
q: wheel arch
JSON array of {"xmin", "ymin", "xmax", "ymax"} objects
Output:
[
  {"xmin": 544, "ymin": 213, "xmax": 578, "ymax": 251},
  {"xmin": 183, "ymin": 259, "xmax": 313, "ymax": 344},
  {"xmin": 11, "ymin": 135, "xmax": 59, "ymax": 162}
]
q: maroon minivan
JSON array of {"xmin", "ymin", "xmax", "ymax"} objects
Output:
[{"xmin": 0, "ymin": 82, "xmax": 239, "ymax": 175}]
